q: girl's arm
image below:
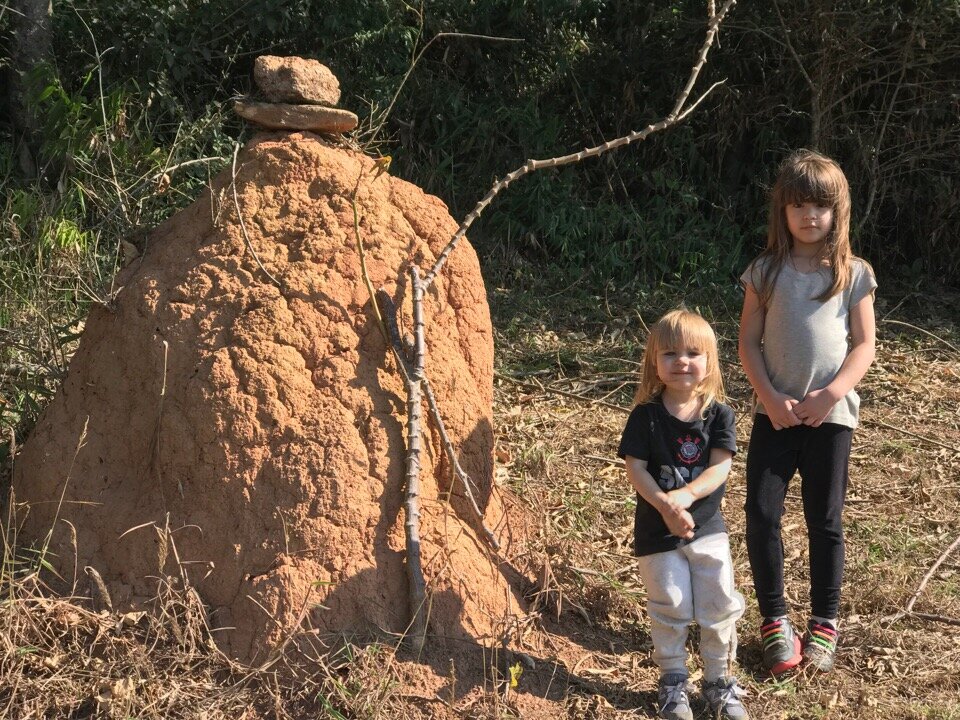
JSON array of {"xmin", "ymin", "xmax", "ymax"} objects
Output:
[
  {"xmin": 623, "ymin": 455, "xmax": 695, "ymax": 540},
  {"xmin": 738, "ymin": 284, "xmax": 802, "ymax": 430},
  {"xmin": 667, "ymin": 448, "xmax": 734, "ymax": 509},
  {"xmin": 794, "ymin": 293, "xmax": 876, "ymax": 426}
]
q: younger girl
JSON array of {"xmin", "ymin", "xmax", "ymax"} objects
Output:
[
  {"xmin": 739, "ymin": 150, "xmax": 877, "ymax": 675},
  {"xmin": 619, "ymin": 309, "xmax": 747, "ymax": 720}
]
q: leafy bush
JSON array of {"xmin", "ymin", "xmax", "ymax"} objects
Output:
[{"xmin": 11, "ymin": 0, "xmax": 950, "ymax": 289}]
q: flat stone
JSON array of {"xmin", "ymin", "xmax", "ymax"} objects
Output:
[
  {"xmin": 254, "ymin": 56, "xmax": 340, "ymax": 106},
  {"xmin": 234, "ymin": 101, "xmax": 358, "ymax": 133}
]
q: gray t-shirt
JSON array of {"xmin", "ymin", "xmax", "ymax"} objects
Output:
[{"xmin": 740, "ymin": 257, "xmax": 877, "ymax": 429}]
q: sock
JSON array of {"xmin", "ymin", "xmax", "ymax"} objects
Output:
[
  {"xmin": 660, "ymin": 667, "xmax": 689, "ymax": 680},
  {"xmin": 810, "ymin": 615, "xmax": 837, "ymax": 630},
  {"xmin": 703, "ymin": 661, "xmax": 728, "ymax": 683}
]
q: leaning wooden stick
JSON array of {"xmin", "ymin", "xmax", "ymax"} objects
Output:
[
  {"xmin": 350, "ymin": 181, "xmax": 425, "ymax": 647},
  {"xmin": 402, "ymin": 266, "xmax": 428, "ymax": 650},
  {"xmin": 422, "ymin": 0, "xmax": 737, "ymax": 289},
  {"xmin": 376, "ymin": 289, "xmax": 499, "ymax": 551},
  {"xmin": 350, "ymin": 0, "xmax": 739, "ymax": 651}
]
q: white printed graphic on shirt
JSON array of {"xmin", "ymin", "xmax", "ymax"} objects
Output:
[{"xmin": 658, "ymin": 464, "xmax": 703, "ymax": 491}]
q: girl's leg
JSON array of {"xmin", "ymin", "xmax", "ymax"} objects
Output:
[
  {"xmin": 685, "ymin": 533, "xmax": 745, "ymax": 681},
  {"xmin": 797, "ymin": 422, "xmax": 853, "ymax": 620},
  {"xmin": 745, "ymin": 413, "xmax": 801, "ymax": 618},
  {"xmin": 636, "ymin": 548, "xmax": 694, "ymax": 676}
]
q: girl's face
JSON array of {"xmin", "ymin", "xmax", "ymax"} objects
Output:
[
  {"xmin": 785, "ymin": 201, "xmax": 834, "ymax": 247},
  {"xmin": 656, "ymin": 345, "xmax": 708, "ymax": 394}
]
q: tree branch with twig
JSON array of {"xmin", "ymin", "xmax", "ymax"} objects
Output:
[
  {"xmin": 354, "ymin": 0, "xmax": 737, "ymax": 648},
  {"xmin": 423, "ymin": 0, "xmax": 736, "ymax": 290}
]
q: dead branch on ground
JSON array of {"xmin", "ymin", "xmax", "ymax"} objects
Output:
[{"xmin": 886, "ymin": 533, "xmax": 960, "ymax": 627}]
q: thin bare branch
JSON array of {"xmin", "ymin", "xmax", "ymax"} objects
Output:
[
  {"xmin": 365, "ymin": 30, "xmax": 522, "ymax": 149},
  {"xmin": 908, "ymin": 611, "xmax": 960, "ymax": 628},
  {"xmin": 863, "ymin": 418, "xmax": 960, "ymax": 454},
  {"xmin": 496, "ymin": 372, "xmax": 630, "ymax": 414},
  {"xmin": 230, "ymin": 144, "xmax": 281, "ymax": 288},
  {"xmin": 859, "ymin": 27, "xmax": 915, "ymax": 232},
  {"xmin": 668, "ymin": 0, "xmax": 737, "ymax": 120},
  {"xmin": 675, "ymin": 80, "xmax": 727, "ymax": 122},
  {"xmin": 422, "ymin": 0, "xmax": 737, "ymax": 290},
  {"xmin": 906, "ymin": 534, "xmax": 960, "ymax": 615},
  {"xmin": 772, "ymin": 0, "xmax": 820, "ymax": 146},
  {"xmin": 880, "ymin": 318, "xmax": 960, "ymax": 355},
  {"xmin": 421, "ymin": 377, "xmax": 500, "ymax": 551},
  {"xmin": 351, "ymin": 169, "xmax": 389, "ymax": 343}
]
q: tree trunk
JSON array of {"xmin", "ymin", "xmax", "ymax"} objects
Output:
[{"xmin": 8, "ymin": 0, "xmax": 53, "ymax": 174}]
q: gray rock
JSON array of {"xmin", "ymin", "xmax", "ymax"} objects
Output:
[{"xmin": 254, "ymin": 56, "xmax": 340, "ymax": 106}]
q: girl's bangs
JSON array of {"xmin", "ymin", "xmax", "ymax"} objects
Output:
[
  {"xmin": 654, "ymin": 316, "xmax": 715, "ymax": 354},
  {"xmin": 780, "ymin": 163, "xmax": 845, "ymax": 206}
]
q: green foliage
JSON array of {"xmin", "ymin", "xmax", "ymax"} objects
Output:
[
  {"xmin": 14, "ymin": 0, "xmax": 956, "ymax": 289},
  {"xmin": 0, "ymin": 44, "xmax": 233, "ymax": 455}
]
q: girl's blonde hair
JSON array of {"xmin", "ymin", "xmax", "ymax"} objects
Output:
[
  {"xmin": 633, "ymin": 309, "xmax": 726, "ymax": 414},
  {"xmin": 749, "ymin": 149, "xmax": 856, "ymax": 307}
]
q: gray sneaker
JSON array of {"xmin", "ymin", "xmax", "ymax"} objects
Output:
[
  {"xmin": 702, "ymin": 676, "xmax": 749, "ymax": 719},
  {"xmin": 657, "ymin": 673, "xmax": 694, "ymax": 720},
  {"xmin": 760, "ymin": 616, "xmax": 802, "ymax": 674}
]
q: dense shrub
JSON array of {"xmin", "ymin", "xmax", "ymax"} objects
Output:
[{"xmin": 3, "ymin": 1, "xmax": 952, "ymax": 286}]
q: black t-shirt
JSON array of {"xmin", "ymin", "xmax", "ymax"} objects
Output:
[{"xmin": 617, "ymin": 398, "xmax": 738, "ymax": 556}]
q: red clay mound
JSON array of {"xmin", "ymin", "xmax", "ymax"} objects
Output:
[{"xmin": 13, "ymin": 132, "xmax": 522, "ymax": 662}]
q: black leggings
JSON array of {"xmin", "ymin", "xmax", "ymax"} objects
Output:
[{"xmin": 745, "ymin": 413, "xmax": 852, "ymax": 620}]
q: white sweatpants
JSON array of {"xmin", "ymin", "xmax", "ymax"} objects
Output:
[{"xmin": 636, "ymin": 532, "xmax": 744, "ymax": 681}]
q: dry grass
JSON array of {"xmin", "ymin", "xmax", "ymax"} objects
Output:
[
  {"xmin": 1, "ymin": 264, "xmax": 958, "ymax": 719},
  {"xmin": 0, "ymin": 541, "xmax": 409, "ymax": 718}
]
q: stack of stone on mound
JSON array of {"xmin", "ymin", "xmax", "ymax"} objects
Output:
[
  {"xmin": 14, "ymin": 56, "xmax": 523, "ymax": 664},
  {"xmin": 234, "ymin": 55, "xmax": 359, "ymax": 133}
]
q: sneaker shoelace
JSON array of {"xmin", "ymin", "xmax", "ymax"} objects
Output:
[
  {"xmin": 761, "ymin": 618, "xmax": 790, "ymax": 649},
  {"xmin": 659, "ymin": 680, "xmax": 690, "ymax": 711},
  {"xmin": 705, "ymin": 679, "xmax": 745, "ymax": 712},
  {"xmin": 807, "ymin": 621, "xmax": 838, "ymax": 652}
]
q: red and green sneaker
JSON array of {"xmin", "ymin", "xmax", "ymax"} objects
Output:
[
  {"xmin": 803, "ymin": 619, "xmax": 839, "ymax": 672},
  {"xmin": 760, "ymin": 617, "xmax": 802, "ymax": 675}
]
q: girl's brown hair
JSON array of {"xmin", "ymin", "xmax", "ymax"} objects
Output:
[
  {"xmin": 633, "ymin": 309, "xmax": 726, "ymax": 414},
  {"xmin": 748, "ymin": 150, "xmax": 856, "ymax": 307}
]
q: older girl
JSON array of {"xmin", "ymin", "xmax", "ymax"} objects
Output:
[{"xmin": 739, "ymin": 150, "xmax": 877, "ymax": 675}]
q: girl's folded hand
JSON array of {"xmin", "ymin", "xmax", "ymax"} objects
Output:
[
  {"xmin": 764, "ymin": 392, "xmax": 802, "ymax": 430},
  {"xmin": 659, "ymin": 499, "xmax": 695, "ymax": 539},
  {"xmin": 794, "ymin": 387, "xmax": 839, "ymax": 427}
]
